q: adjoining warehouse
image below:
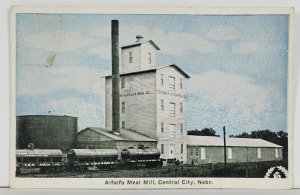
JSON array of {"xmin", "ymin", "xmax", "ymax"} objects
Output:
[
  {"xmin": 186, "ymin": 136, "xmax": 282, "ymax": 165},
  {"xmin": 76, "ymin": 127, "xmax": 157, "ymax": 150}
]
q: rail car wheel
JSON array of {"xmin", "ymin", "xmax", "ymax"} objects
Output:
[
  {"xmin": 79, "ymin": 166, "xmax": 86, "ymax": 172},
  {"xmin": 39, "ymin": 167, "xmax": 45, "ymax": 173}
]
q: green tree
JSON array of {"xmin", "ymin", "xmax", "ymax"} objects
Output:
[
  {"xmin": 187, "ymin": 128, "xmax": 220, "ymax": 136},
  {"xmin": 230, "ymin": 130, "xmax": 288, "ymax": 160}
]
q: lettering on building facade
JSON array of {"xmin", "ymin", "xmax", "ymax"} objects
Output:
[{"xmin": 119, "ymin": 90, "xmax": 186, "ymax": 98}]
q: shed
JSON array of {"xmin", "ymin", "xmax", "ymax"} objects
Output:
[
  {"xmin": 186, "ymin": 136, "xmax": 283, "ymax": 164},
  {"xmin": 76, "ymin": 127, "xmax": 157, "ymax": 150}
]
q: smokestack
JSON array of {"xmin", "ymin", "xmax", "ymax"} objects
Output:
[{"xmin": 111, "ymin": 20, "xmax": 120, "ymax": 135}]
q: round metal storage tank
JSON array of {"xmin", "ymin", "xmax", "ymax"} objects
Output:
[{"xmin": 16, "ymin": 115, "xmax": 78, "ymax": 153}]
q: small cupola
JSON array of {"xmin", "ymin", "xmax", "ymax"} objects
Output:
[
  {"xmin": 136, "ymin": 35, "xmax": 144, "ymax": 43},
  {"xmin": 121, "ymin": 36, "xmax": 160, "ymax": 73}
]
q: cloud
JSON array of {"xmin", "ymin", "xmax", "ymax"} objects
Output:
[
  {"xmin": 22, "ymin": 30, "xmax": 97, "ymax": 52},
  {"xmin": 17, "ymin": 65, "xmax": 109, "ymax": 96},
  {"xmin": 206, "ymin": 25, "xmax": 239, "ymax": 40},
  {"xmin": 88, "ymin": 45, "xmax": 111, "ymax": 60},
  {"xmin": 89, "ymin": 25, "xmax": 110, "ymax": 39},
  {"xmin": 232, "ymin": 41, "xmax": 261, "ymax": 54},
  {"xmin": 232, "ymin": 40, "xmax": 285, "ymax": 54},
  {"xmin": 232, "ymin": 25, "xmax": 286, "ymax": 54},
  {"xmin": 41, "ymin": 98, "xmax": 104, "ymax": 130},
  {"xmin": 87, "ymin": 24, "xmax": 219, "ymax": 59},
  {"xmin": 186, "ymin": 71, "xmax": 283, "ymax": 134}
]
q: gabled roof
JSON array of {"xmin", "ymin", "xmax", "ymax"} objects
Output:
[
  {"xmin": 187, "ymin": 135, "xmax": 282, "ymax": 148},
  {"xmin": 78, "ymin": 127, "xmax": 157, "ymax": 142},
  {"xmin": 104, "ymin": 64, "xmax": 190, "ymax": 79},
  {"xmin": 121, "ymin": 40, "xmax": 160, "ymax": 50},
  {"xmin": 155, "ymin": 64, "xmax": 191, "ymax": 78}
]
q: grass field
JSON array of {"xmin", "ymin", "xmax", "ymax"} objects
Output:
[{"xmin": 17, "ymin": 160, "xmax": 288, "ymax": 178}]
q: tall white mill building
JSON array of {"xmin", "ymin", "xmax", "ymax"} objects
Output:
[{"xmin": 105, "ymin": 36, "xmax": 190, "ymax": 163}]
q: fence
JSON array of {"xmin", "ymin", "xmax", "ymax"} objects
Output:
[{"xmin": 164, "ymin": 160, "xmax": 288, "ymax": 178}]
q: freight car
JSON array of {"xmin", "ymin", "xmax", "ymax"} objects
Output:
[
  {"xmin": 67, "ymin": 149, "xmax": 119, "ymax": 170},
  {"xmin": 16, "ymin": 146, "xmax": 162, "ymax": 174},
  {"xmin": 16, "ymin": 148, "xmax": 65, "ymax": 174},
  {"xmin": 121, "ymin": 147, "xmax": 162, "ymax": 168}
]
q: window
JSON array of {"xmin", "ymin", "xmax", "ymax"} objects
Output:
[
  {"xmin": 180, "ymin": 124, "xmax": 183, "ymax": 133},
  {"xmin": 161, "ymin": 122, "xmax": 164, "ymax": 133},
  {"xmin": 200, "ymin": 147, "xmax": 206, "ymax": 160},
  {"xmin": 161, "ymin": 100, "xmax": 164, "ymax": 111},
  {"xmin": 257, "ymin": 148, "xmax": 261, "ymax": 159},
  {"xmin": 122, "ymin": 121, "xmax": 125, "ymax": 129},
  {"xmin": 169, "ymin": 102, "xmax": 175, "ymax": 117},
  {"xmin": 161, "ymin": 144, "xmax": 164, "ymax": 154},
  {"xmin": 180, "ymin": 102, "xmax": 183, "ymax": 113},
  {"xmin": 228, "ymin": 148, "xmax": 232, "ymax": 159},
  {"xmin": 169, "ymin": 76, "xmax": 175, "ymax": 92},
  {"xmin": 180, "ymin": 78, "xmax": 183, "ymax": 89},
  {"xmin": 181, "ymin": 144, "xmax": 183, "ymax": 154},
  {"xmin": 122, "ymin": 102, "xmax": 125, "ymax": 113},
  {"xmin": 148, "ymin": 52, "xmax": 151, "ymax": 64},
  {"xmin": 121, "ymin": 77, "xmax": 125, "ymax": 88},
  {"xmin": 275, "ymin": 148, "xmax": 279, "ymax": 158},
  {"xmin": 169, "ymin": 124, "xmax": 175, "ymax": 140},
  {"xmin": 160, "ymin": 74, "xmax": 164, "ymax": 85},
  {"xmin": 195, "ymin": 147, "xmax": 199, "ymax": 157},
  {"xmin": 129, "ymin": 52, "xmax": 133, "ymax": 63},
  {"xmin": 190, "ymin": 147, "xmax": 193, "ymax": 157}
]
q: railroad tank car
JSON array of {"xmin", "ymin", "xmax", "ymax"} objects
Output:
[
  {"xmin": 16, "ymin": 148, "xmax": 64, "ymax": 174},
  {"xmin": 121, "ymin": 147, "xmax": 162, "ymax": 167},
  {"xmin": 16, "ymin": 115, "xmax": 78, "ymax": 153},
  {"xmin": 67, "ymin": 149, "xmax": 119, "ymax": 170}
]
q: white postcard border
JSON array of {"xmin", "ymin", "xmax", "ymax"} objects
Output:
[{"xmin": 9, "ymin": 6, "xmax": 294, "ymax": 189}]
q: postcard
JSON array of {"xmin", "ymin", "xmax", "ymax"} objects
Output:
[{"xmin": 10, "ymin": 6, "xmax": 294, "ymax": 189}]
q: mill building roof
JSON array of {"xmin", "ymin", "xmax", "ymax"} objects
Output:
[
  {"xmin": 121, "ymin": 40, "xmax": 160, "ymax": 50},
  {"xmin": 78, "ymin": 127, "xmax": 157, "ymax": 142},
  {"xmin": 187, "ymin": 135, "xmax": 282, "ymax": 148},
  {"xmin": 104, "ymin": 64, "xmax": 190, "ymax": 79}
]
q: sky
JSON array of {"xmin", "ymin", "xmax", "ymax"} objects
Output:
[{"xmin": 16, "ymin": 14, "xmax": 289, "ymax": 136}]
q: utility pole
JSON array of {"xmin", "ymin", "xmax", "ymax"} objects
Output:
[{"xmin": 223, "ymin": 126, "xmax": 227, "ymax": 177}]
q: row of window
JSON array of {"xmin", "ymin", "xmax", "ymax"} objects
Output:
[
  {"xmin": 190, "ymin": 147, "xmax": 207, "ymax": 160},
  {"xmin": 160, "ymin": 122, "xmax": 184, "ymax": 134},
  {"xmin": 128, "ymin": 52, "xmax": 152, "ymax": 64},
  {"xmin": 189, "ymin": 147, "xmax": 280, "ymax": 160},
  {"xmin": 160, "ymin": 74, "xmax": 183, "ymax": 92},
  {"xmin": 121, "ymin": 75, "xmax": 183, "ymax": 91},
  {"xmin": 121, "ymin": 101, "xmax": 183, "ymax": 117},
  {"xmin": 161, "ymin": 101, "xmax": 183, "ymax": 117},
  {"xmin": 160, "ymin": 144, "xmax": 184, "ymax": 154},
  {"xmin": 121, "ymin": 74, "xmax": 183, "ymax": 92},
  {"xmin": 121, "ymin": 121, "xmax": 184, "ymax": 134}
]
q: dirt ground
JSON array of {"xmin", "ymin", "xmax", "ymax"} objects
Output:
[{"xmin": 17, "ymin": 160, "xmax": 287, "ymax": 178}]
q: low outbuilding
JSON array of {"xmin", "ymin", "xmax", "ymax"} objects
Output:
[
  {"xmin": 186, "ymin": 136, "xmax": 283, "ymax": 165},
  {"xmin": 76, "ymin": 127, "xmax": 157, "ymax": 150}
]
